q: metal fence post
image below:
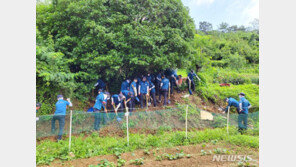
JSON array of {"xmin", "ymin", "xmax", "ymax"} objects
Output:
[
  {"xmin": 227, "ymin": 107, "xmax": 230, "ymax": 135},
  {"xmin": 185, "ymin": 105, "xmax": 188, "ymax": 139},
  {"xmin": 69, "ymin": 110, "xmax": 72, "ymax": 152},
  {"xmin": 126, "ymin": 112, "xmax": 129, "ymax": 146}
]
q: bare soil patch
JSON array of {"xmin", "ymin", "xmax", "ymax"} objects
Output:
[{"xmin": 39, "ymin": 143, "xmax": 259, "ymax": 167}]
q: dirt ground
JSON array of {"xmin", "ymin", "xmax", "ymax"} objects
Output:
[{"xmin": 40, "ymin": 142, "xmax": 259, "ymax": 167}]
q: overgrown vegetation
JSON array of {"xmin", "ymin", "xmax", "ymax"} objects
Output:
[{"xmin": 36, "ymin": 0, "xmax": 259, "ymax": 115}]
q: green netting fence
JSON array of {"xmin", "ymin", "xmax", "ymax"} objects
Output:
[{"xmin": 36, "ymin": 105, "xmax": 259, "ymax": 139}]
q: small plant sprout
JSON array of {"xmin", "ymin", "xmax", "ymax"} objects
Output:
[
  {"xmin": 144, "ymin": 149, "xmax": 150, "ymax": 155},
  {"xmin": 201, "ymin": 150, "xmax": 207, "ymax": 156},
  {"xmin": 130, "ymin": 158, "xmax": 144, "ymax": 165}
]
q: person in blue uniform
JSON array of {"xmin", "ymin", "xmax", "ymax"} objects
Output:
[
  {"xmin": 139, "ymin": 77, "xmax": 150, "ymax": 108},
  {"xmin": 170, "ymin": 73, "xmax": 180, "ymax": 94},
  {"xmin": 94, "ymin": 79, "xmax": 106, "ymax": 91},
  {"xmin": 51, "ymin": 95, "xmax": 72, "ymax": 141},
  {"xmin": 93, "ymin": 89, "xmax": 108, "ymax": 130},
  {"xmin": 111, "ymin": 94, "xmax": 123, "ymax": 114},
  {"xmin": 187, "ymin": 70, "xmax": 201, "ymax": 95},
  {"xmin": 121, "ymin": 79, "xmax": 131, "ymax": 92},
  {"xmin": 224, "ymin": 97, "xmax": 240, "ymax": 114},
  {"xmin": 149, "ymin": 81, "xmax": 157, "ymax": 107},
  {"xmin": 130, "ymin": 77, "xmax": 139, "ymax": 107},
  {"xmin": 238, "ymin": 93, "xmax": 252, "ymax": 133},
  {"xmin": 159, "ymin": 75, "xmax": 170, "ymax": 106},
  {"xmin": 155, "ymin": 72, "xmax": 162, "ymax": 96},
  {"xmin": 122, "ymin": 90, "xmax": 134, "ymax": 113}
]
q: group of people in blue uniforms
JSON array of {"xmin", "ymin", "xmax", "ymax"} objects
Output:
[
  {"xmin": 37, "ymin": 69, "xmax": 252, "ymax": 140},
  {"xmin": 224, "ymin": 92, "xmax": 252, "ymax": 134}
]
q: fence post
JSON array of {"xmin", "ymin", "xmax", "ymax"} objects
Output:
[
  {"xmin": 227, "ymin": 107, "xmax": 230, "ymax": 135},
  {"xmin": 185, "ymin": 105, "xmax": 188, "ymax": 139},
  {"xmin": 69, "ymin": 110, "xmax": 72, "ymax": 152},
  {"xmin": 124, "ymin": 105, "xmax": 129, "ymax": 146},
  {"xmin": 126, "ymin": 111, "xmax": 129, "ymax": 146}
]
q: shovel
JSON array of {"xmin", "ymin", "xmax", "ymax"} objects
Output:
[{"xmin": 168, "ymin": 86, "xmax": 171, "ymax": 104}]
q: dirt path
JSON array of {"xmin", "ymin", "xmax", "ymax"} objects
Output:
[{"xmin": 40, "ymin": 142, "xmax": 259, "ymax": 167}]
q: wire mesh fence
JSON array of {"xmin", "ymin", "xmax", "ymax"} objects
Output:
[{"xmin": 36, "ymin": 105, "xmax": 259, "ymax": 139}]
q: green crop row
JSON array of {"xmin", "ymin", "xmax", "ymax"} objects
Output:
[{"xmin": 37, "ymin": 126, "xmax": 258, "ymax": 165}]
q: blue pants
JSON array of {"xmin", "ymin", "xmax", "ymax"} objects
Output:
[
  {"xmin": 94, "ymin": 109, "xmax": 108, "ymax": 130},
  {"xmin": 238, "ymin": 113, "xmax": 248, "ymax": 131},
  {"xmin": 51, "ymin": 115, "xmax": 65, "ymax": 140}
]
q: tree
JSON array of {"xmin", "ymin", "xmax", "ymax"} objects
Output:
[
  {"xmin": 199, "ymin": 21, "xmax": 213, "ymax": 34},
  {"xmin": 218, "ymin": 22, "xmax": 229, "ymax": 33},
  {"xmin": 37, "ymin": 0, "xmax": 196, "ymax": 102},
  {"xmin": 250, "ymin": 18, "xmax": 259, "ymax": 32}
]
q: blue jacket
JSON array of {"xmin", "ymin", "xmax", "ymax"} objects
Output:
[
  {"xmin": 54, "ymin": 99, "xmax": 70, "ymax": 115},
  {"xmin": 130, "ymin": 81, "xmax": 137, "ymax": 95},
  {"xmin": 112, "ymin": 94, "xmax": 121, "ymax": 105},
  {"xmin": 147, "ymin": 74, "xmax": 155, "ymax": 83},
  {"xmin": 149, "ymin": 81, "xmax": 156, "ymax": 93},
  {"xmin": 161, "ymin": 78, "xmax": 170, "ymax": 90},
  {"xmin": 239, "ymin": 97, "xmax": 251, "ymax": 114},
  {"xmin": 156, "ymin": 74, "xmax": 162, "ymax": 83},
  {"xmin": 226, "ymin": 97, "xmax": 240, "ymax": 111},
  {"xmin": 93, "ymin": 92, "xmax": 105, "ymax": 110},
  {"xmin": 188, "ymin": 72, "xmax": 197, "ymax": 80},
  {"xmin": 121, "ymin": 80, "xmax": 130, "ymax": 92},
  {"xmin": 122, "ymin": 90, "xmax": 133, "ymax": 99},
  {"xmin": 140, "ymin": 81, "xmax": 149, "ymax": 94},
  {"xmin": 96, "ymin": 79, "xmax": 106, "ymax": 89}
]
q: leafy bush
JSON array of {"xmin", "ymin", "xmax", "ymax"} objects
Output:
[{"xmin": 198, "ymin": 83, "xmax": 259, "ymax": 111}]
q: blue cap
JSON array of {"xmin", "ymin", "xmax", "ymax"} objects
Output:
[
  {"xmin": 238, "ymin": 93, "xmax": 245, "ymax": 96},
  {"xmin": 57, "ymin": 95, "xmax": 63, "ymax": 99}
]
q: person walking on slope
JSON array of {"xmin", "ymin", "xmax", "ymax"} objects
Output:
[
  {"xmin": 187, "ymin": 70, "xmax": 201, "ymax": 95},
  {"xmin": 51, "ymin": 95, "xmax": 72, "ymax": 141},
  {"xmin": 159, "ymin": 75, "xmax": 170, "ymax": 106},
  {"xmin": 238, "ymin": 93, "xmax": 252, "ymax": 134}
]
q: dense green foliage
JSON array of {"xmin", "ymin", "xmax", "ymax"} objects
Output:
[
  {"xmin": 37, "ymin": 0, "xmax": 196, "ymax": 110},
  {"xmin": 36, "ymin": 0, "xmax": 259, "ymax": 114},
  {"xmin": 36, "ymin": 126, "xmax": 258, "ymax": 165}
]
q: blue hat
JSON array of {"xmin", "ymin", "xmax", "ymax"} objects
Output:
[
  {"xmin": 57, "ymin": 95, "xmax": 63, "ymax": 99},
  {"xmin": 238, "ymin": 93, "xmax": 245, "ymax": 96}
]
